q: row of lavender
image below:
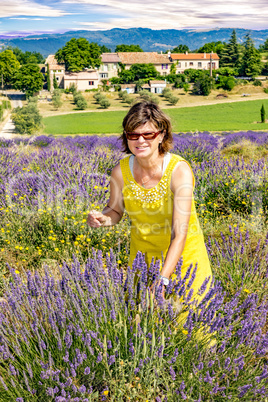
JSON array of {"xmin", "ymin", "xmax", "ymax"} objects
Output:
[
  {"xmin": 0, "ymin": 132, "xmax": 267, "ymax": 400},
  {"xmin": 0, "ymin": 244, "xmax": 267, "ymax": 401}
]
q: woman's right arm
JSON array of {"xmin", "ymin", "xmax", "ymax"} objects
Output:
[{"xmin": 87, "ymin": 163, "xmax": 125, "ymax": 228}]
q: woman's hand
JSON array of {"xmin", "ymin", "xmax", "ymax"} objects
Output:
[
  {"xmin": 150, "ymin": 281, "xmax": 166, "ymax": 301},
  {"xmin": 87, "ymin": 210, "xmax": 108, "ymax": 228}
]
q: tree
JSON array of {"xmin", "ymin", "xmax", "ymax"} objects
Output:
[
  {"xmin": 52, "ymin": 89, "xmax": 62, "ymax": 109},
  {"xmin": 7, "ymin": 47, "xmax": 44, "ymax": 64},
  {"xmin": 220, "ymin": 30, "xmax": 240, "ymax": 68},
  {"xmin": 239, "ymin": 34, "xmax": 262, "ymax": 78},
  {"xmin": 129, "ymin": 64, "xmax": 159, "ymax": 81},
  {"xmin": 13, "ymin": 64, "xmax": 44, "ymax": 97},
  {"xmin": 170, "ymin": 44, "xmax": 189, "ymax": 53},
  {"xmin": 0, "ymin": 49, "xmax": 20, "ymax": 87},
  {"xmin": 117, "ymin": 69, "xmax": 134, "ymax": 84},
  {"xmin": 11, "ymin": 101, "xmax": 42, "ymax": 134},
  {"xmin": 55, "ymin": 38, "xmax": 102, "ymax": 71},
  {"xmin": 170, "ymin": 63, "xmax": 177, "ymax": 74},
  {"xmin": 193, "ymin": 73, "xmax": 212, "ymax": 96},
  {"xmin": 100, "ymin": 45, "xmax": 111, "ymax": 53},
  {"xmin": 47, "ymin": 65, "xmax": 51, "ymax": 92},
  {"xmin": 197, "ymin": 41, "xmax": 225, "ymax": 58},
  {"xmin": 115, "ymin": 44, "xmax": 143, "ymax": 52},
  {"xmin": 259, "ymin": 38, "xmax": 268, "ymax": 52},
  {"xmin": 53, "ymin": 74, "xmax": 58, "ymax": 90},
  {"xmin": 261, "ymin": 104, "xmax": 266, "ymax": 123}
]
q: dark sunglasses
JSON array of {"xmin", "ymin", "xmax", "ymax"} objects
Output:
[{"xmin": 125, "ymin": 130, "xmax": 163, "ymax": 141}]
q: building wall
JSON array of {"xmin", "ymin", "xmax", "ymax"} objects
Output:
[
  {"xmin": 99, "ymin": 63, "xmax": 120, "ymax": 79},
  {"xmin": 175, "ymin": 59, "xmax": 219, "ymax": 74},
  {"xmin": 64, "ymin": 79, "xmax": 98, "ymax": 91}
]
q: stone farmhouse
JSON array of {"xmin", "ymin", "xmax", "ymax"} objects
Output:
[
  {"xmin": 170, "ymin": 52, "xmax": 220, "ymax": 74},
  {"xmin": 45, "ymin": 51, "xmax": 219, "ymax": 91}
]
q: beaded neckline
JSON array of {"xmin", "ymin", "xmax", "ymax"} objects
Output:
[{"xmin": 127, "ymin": 155, "xmax": 173, "ymax": 191}]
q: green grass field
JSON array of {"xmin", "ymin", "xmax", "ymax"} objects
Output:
[{"xmin": 43, "ymin": 99, "xmax": 268, "ymax": 134}]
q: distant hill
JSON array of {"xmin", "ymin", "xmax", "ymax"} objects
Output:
[{"xmin": 1, "ymin": 28, "xmax": 268, "ymax": 57}]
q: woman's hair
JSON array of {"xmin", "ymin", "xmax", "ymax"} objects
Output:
[{"xmin": 120, "ymin": 101, "xmax": 173, "ymax": 155}]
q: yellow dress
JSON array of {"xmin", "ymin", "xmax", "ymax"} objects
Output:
[{"xmin": 120, "ymin": 153, "xmax": 212, "ymax": 303}]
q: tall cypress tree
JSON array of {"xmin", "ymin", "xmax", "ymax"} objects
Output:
[
  {"xmin": 239, "ymin": 33, "xmax": 262, "ymax": 77},
  {"xmin": 53, "ymin": 73, "xmax": 58, "ymax": 90},
  {"xmin": 261, "ymin": 104, "xmax": 266, "ymax": 123},
  {"xmin": 47, "ymin": 64, "xmax": 51, "ymax": 92}
]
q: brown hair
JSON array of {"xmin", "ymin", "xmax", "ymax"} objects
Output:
[{"xmin": 120, "ymin": 101, "xmax": 173, "ymax": 155}]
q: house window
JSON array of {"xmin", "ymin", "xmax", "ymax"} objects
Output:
[
  {"xmin": 89, "ymin": 81, "xmax": 94, "ymax": 85},
  {"xmin": 178, "ymin": 62, "xmax": 181, "ymax": 68},
  {"xmin": 113, "ymin": 63, "xmax": 117, "ymax": 69},
  {"xmin": 162, "ymin": 64, "xmax": 168, "ymax": 69},
  {"xmin": 56, "ymin": 77, "xmax": 59, "ymax": 81},
  {"xmin": 162, "ymin": 64, "xmax": 164, "ymax": 69},
  {"xmin": 198, "ymin": 62, "xmax": 202, "ymax": 68},
  {"xmin": 185, "ymin": 62, "xmax": 187, "ymax": 67},
  {"xmin": 104, "ymin": 64, "xmax": 108, "ymax": 71},
  {"xmin": 189, "ymin": 62, "xmax": 193, "ymax": 66},
  {"xmin": 100, "ymin": 73, "xmax": 108, "ymax": 78}
]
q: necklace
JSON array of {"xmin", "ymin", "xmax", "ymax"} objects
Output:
[{"xmin": 141, "ymin": 164, "xmax": 162, "ymax": 187}]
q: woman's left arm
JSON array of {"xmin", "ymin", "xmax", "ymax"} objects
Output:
[{"xmin": 160, "ymin": 161, "xmax": 193, "ymax": 280}]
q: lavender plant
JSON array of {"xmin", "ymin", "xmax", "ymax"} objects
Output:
[{"xmin": 0, "ymin": 251, "xmax": 267, "ymax": 401}]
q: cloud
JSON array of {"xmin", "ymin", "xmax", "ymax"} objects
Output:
[
  {"xmin": 63, "ymin": 0, "xmax": 268, "ymax": 29},
  {"xmin": 0, "ymin": 0, "xmax": 67, "ymax": 18}
]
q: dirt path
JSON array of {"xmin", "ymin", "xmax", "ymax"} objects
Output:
[{"xmin": 0, "ymin": 94, "xmax": 23, "ymax": 139}]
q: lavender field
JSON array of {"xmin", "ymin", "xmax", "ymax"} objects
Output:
[{"xmin": 0, "ymin": 131, "xmax": 268, "ymax": 401}]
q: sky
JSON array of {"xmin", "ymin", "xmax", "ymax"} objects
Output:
[{"xmin": 0, "ymin": 0, "xmax": 268, "ymax": 36}]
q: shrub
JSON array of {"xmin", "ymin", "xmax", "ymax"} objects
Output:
[
  {"xmin": 11, "ymin": 102, "xmax": 42, "ymax": 134},
  {"xmin": 162, "ymin": 87, "xmax": 172, "ymax": 97},
  {"xmin": 183, "ymin": 83, "xmax": 190, "ymax": 93},
  {"xmin": 139, "ymin": 90, "xmax": 159, "ymax": 104},
  {"xmin": 118, "ymin": 90, "xmax": 127, "ymax": 100},
  {"xmin": 64, "ymin": 83, "xmax": 77, "ymax": 94},
  {"xmin": 99, "ymin": 98, "xmax": 111, "ymax": 109},
  {"xmin": 76, "ymin": 97, "xmax": 88, "ymax": 110},
  {"xmin": 264, "ymin": 88, "xmax": 268, "ymax": 94},
  {"xmin": 52, "ymin": 89, "xmax": 62, "ymax": 110},
  {"xmin": 253, "ymin": 79, "xmax": 262, "ymax": 87},
  {"xmin": 167, "ymin": 94, "xmax": 179, "ymax": 105},
  {"xmin": 93, "ymin": 92, "xmax": 105, "ymax": 103}
]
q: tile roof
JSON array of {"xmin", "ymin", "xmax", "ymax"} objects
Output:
[
  {"xmin": 171, "ymin": 53, "xmax": 220, "ymax": 60},
  {"xmin": 149, "ymin": 80, "xmax": 166, "ymax": 84},
  {"xmin": 64, "ymin": 71, "xmax": 99, "ymax": 80},
  {"xmin": 118, "ymin": 52, "xmax": 172, "ymax": 65},
  {"xmin": 45, "ymin": 54, "xmax": 65, "ymax": 70},
  {"xmin": 121, "ymin": 84, "xmax": 136, "ymax": 88},
  {"xmin": 101, "ymin": 53, "xmax": 121, "ymax": 63}
]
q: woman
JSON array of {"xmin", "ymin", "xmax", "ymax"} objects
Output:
[{"xmin": 87, "ymin": 101, "xmax": 212, "ymax": 303}]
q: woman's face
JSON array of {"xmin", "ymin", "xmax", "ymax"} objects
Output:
[{"xmin": 126, "ymin": 121, "xmax": 164, "ymax": 158}]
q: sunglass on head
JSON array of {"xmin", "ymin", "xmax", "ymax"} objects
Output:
[{"xmin": 124, "ymin": 130, "xmax": 162, "ymax": 141}]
